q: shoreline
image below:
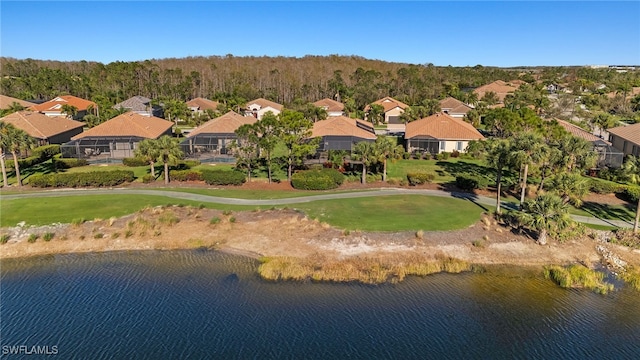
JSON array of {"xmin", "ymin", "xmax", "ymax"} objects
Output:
[{"xmin": 2, "ymin": 205, "xmax": 640, "ymax": 284}]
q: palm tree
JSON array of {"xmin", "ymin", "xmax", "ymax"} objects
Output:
[
  {"xmin": 352, "ymin": 141, "xmax": 377, "ymax": 184},
  {"xmin": 154, "ymin": 135, "xmax": 183, "ymax": 184},
  {"xmin": 5, "ymin": 125, "xmax": 35, "ymax": 186},
  {"xmin": 549, "ymin": 173, "xmax": 589, "ymax": 207},
  {"xmin": 134, "ymin": 139, "xmax": 160, "ymax": 178},
  {"xmin": 518, "ymin": 194, "xmax": 573, "ymax": 245},
  {"xmin": 0, "ymin": 122, "xmax": 12, "ymax": 186},
  {"xmin": 485, "ymin": 139, "xmax": 512, "ymax": 215},
  {"xmin": 60, "ymin": 104, "xmax": 78, "ymax": 119},
  {"xmin": 510, "ymin": 133, "xmax": 544, "ymax": 206},
  {"xmin": 622, "ymin": 155, "xmax": 640, "ymax": 232},
  {"xmin": 0, "ymin": 102, "xmax": 26, "ymax": 116},
  {"xmin": 374, "ymin": 136, "xmax": 404, "ymax": 182}
]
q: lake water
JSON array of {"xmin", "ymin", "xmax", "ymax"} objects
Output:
[{"xmin": 1, "ymin": 250, "xmax": 639, "ymax": 359}]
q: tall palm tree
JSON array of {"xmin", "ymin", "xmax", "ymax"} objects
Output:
[
  {"xmin": 374, "ymin": 136, "xmax": 404, "ymax": 182},
  {"xmin": 5, "ymin": 125, "xmax": 35, "ymax": 186},
  {"xmin": 510, "ymin": 133, "xmax": 544, "ymax": 206},
  {"xmin": 60, "ymin": 104, "xmax": 78, "ymax": 119},
  {"xmin": 134, "ymin": 139, "xmax": 160, "ymax": 178},
  {"xmin": 352, "ymin": 141, "xmax": 377, "ymax": 184},
  {"xmin": 518, "ymin": 194, "xmax": 572, "ymax": 245},
  {"xmin": 622, "ymin": 155, "xmax": 640, "ymax": 232},
  {"xmin": 549, "ymin": 172, "xmax": 589, "ymax": 207},
  {"xmin": 0, "ymin": 122, "xmax": 12, "ymax": 186},
  {"xmin": 154, "ymin": 135, "xmax": 183, "ymax": 184},
  {"xmin": 485, "ymin": 139, "xmax": 512, "ymax": 215}
]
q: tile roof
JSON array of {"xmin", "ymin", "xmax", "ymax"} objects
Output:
[
  {"xmin": 365, "ymin": 97, "xmax": 409, "ymax": 113},
  {"xmin": 29, "ymin": 95, "xmax": 97, "ymax": 112},
  {"xmin": 311, "ymin": 116, "xmax": 376, "ymax": 139},
  {"xmin": 554, "ymin": 119, "xmax": 610, "ymax": 145},
  {"xmin": 71, "ymin": 111, "xmax": 172, "ymax": 140},
  {"xmin": 0, "ymin": 95, "xmax": 36, "ymax": 109},
  {"xmin": 313, "ymin": 98, "xmax": 345, "ymax": 113},
  {"xmin": 439, "ymin": 97, "xmax": 472, "ymax": 115},
  {"xmin": 473, "ymin": 80, "xmax": 521, "ymax": 102},
  {"xmin": 113, "ymin": 96, "xmax": 152, "ymax": 112},
  {"xmin": 246, "ymin": 98, "xmax": 283, "ymax": 111},
  {"xmin": 405, "ymin": 113, "xmax": 485, "ymax": 140},
  {"xmin": 187, "ymin": 111, "xmax": 257, "ymax": 137},
  {"xmin": 186, "ymin": 97, "xmax": 220, "ymax": 111},
  {"xmin": 608, "ymin": 122, "xmax": 640, "ymax": 146},
  {"xmin": 0, "ymin": 111, "xmax": 85, "ymax": 139}
]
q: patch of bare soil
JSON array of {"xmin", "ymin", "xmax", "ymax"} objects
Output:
[{"xmin": 3, "ymin": 207, "xmax": 640, "ymax": 272}]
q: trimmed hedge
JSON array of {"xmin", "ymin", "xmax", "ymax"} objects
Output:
[
  {"xmin": 29, "ymin": 170, "xmax": 135, "ymax": 188},
  {"xmin": 455, "ymin": 173, "xmax": 489, "ymax": 191},
  {"xmin": 201, "ymin": 170, "xmax": 246, "ymax": 186},
  {"xmin": 5, "ymin": 155, "xmax": 42, "ymax": 169},
  {"xmin": 407, "ymin": 172, "xmax": 436, "ymax": 186},
  {"xmin": 292, "ymin": 168, "xmax": 344, "ymax": 190},
  {"xmin": 52, "ymin": 157, "xmax": 89, "ymax": 169},
  {"xmin": 31, "ymin": 145, "xmax": 60, "ymax": 159},
  {"xmin": 169, "ymin": 169, "xmax": 203, "ymax": 182},
  {"xmin": 622, "ymin": 186, "xmax": 640, "ymax": 203},
  {"xmin": 587, "ymin": 177, "xmax": 626, "ymax": 194},
  {"xmin": 122, "ymin": 157, "xmax": 149, "ymax": 167}
]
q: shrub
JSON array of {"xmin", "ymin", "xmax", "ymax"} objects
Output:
[
  {"xmin": 621, "ymin": 185, "xmax": 640, "ymax": 203},
  {"xmin": 587, "ymin": 177, "xmax": 625, "ymax": 194},
  {"xmin": 450, "ymin": 150, "xmax": 460, "ymax": 158},
  {"xmin": 291, "ymin": 168, "xmax": 344, "ymax": 190},
  {"xmin": 436, "ymin": 152, "xmax": 450, "ymax": 160},
  {"xmin": 43, "ymin": 232, "xmax": 55, "ymax": 241},
  {"xmin": 229, "ymin": 216, "xmax": 236, "ymax": 223},
  {"xmin": 201, "ymin": 170, "xmax": 246, "ymax": 186},
  {"xmin": 6, "ymin": 155, "xmax": 42, "ymax": 169},
  {"xmin": 28, "ymin": 234, "xmax": 39, "ymax": 243},
  {"xmin": 71, "ymin": 218, "xmax": 86, "ymax": 226},
  {"xmin": 366, "ymin": 173, "xmax": 382, "ymax": 183},
  {"xmin": 210, "ymin": 217, "xmax": 221, "ymax": 225},
  {"xmin": 94, "ymin": 233, "xmax": 104, "ymax": 239},
  {"xmin": 169, "ymin": 169, "xmax": 203, "ymax": 182},
  {"xmin": 122, "ymin": 157, "xmax": 149, "ymax": 167},
  {"xmin": 402, "ymin": 152, "xmax": 411, "ymax": 160},
  {"xmin": 422, "ymin": 152, "xmax": 432, "ymax": 160},
  {"xmin": 406, "ymin": 172, "xmax": 435, "ymax": 186},
  {"xmin": 142, "ymin": 174, "xmax": 155, "ymax": 183},
  {"xmin": 1, "ymin": 234, "xmax": 10, "ymax": 244},
  {"xmin": 31, "ymin": 144, "xmax": 60, "ymax": 160},
  {"xmin": 222, "ymin": 210, "xmax": 232, "ymax": 216},
  {"xmin": 52, "ymin": 157, "xmax": 89, "ymax": 169},
  {"xmin": 29, "ymin": 170, "xmax": 135, "ymax": 188},
  {"xmin": 455, "ymin": 173, "xmax": 490, "ymax": 191}
]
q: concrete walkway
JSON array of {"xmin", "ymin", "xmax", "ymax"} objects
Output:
[{"xmin": 1, "ymin": 187, "xmax": 634, "ymax": 228}]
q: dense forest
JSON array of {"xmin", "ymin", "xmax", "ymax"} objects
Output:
[{"xmin": 1, "ymin": 55, "xmax": 639, "ymax": 121}]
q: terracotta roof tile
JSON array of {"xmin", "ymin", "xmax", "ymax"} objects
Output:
[
  {"xmin": 405, "ymin": 113, "xmax": 485, "ymax": 140},
  {"xmin": 365, "ymin": 96, "xmax": 409, "ymax": 113},
  {"xmin": 311, "ymin": 116, "xmax": 376, "ymax": 139},
  {"xmin": 608, "ymin": 122, "xmax": 640, "ymax": 146},
  {"xmin": 29, "ymin": 95, "xmax": 97, "ymax": 112},
  {"xmin": 439, "ymin": 97, "xmax": 472, "ymax": 115},
  {"xmin": 71, "ymin": 112, "xmax": 172, "ymax": 140},
  {"xmin": 187, "ymin": 97, "xmax": 220, "ymax": 111},
  {"xmin": 554, "ymin": 119, "xmax": 610, "ymax": 145},
  {"xmin": 0, "ymin": 111, "xmax": 85, "ymax": 139},
  {"xmin": 187, "ymin": 111, "xmax": 257, "ymax": 136},
  {"xmin": 0, "ymin": 95, "xmax": 35, "ymax": 109},
  {"xmin": 313, "ymin": 98, "xmax": 345, "ymax": 113},
  {"xmin": 246, "ymin": 98, "xmax": 283, "ymax": 111},
  {"xmin": 473, "ymin": 80, "xmax": 521, "ymax": 102}
]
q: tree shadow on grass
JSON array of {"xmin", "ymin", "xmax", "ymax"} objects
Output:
[
  {"xmin": 18, "ymin": 160, "xmax": 58, "ymax": 183},
  {"xmin": 579, "ymin": 201, "xmax": 635, "ymax": 222},
  {"xmin": 436, "ymin": 183, "xmax": 490, "ymax": 212},
  {"xmin": 436, "ymin": 160, "xmax": 496, "ymax": 178}
]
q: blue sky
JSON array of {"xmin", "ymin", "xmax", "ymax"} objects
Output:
[{"xmin": 1, "ymin": 1, "xmax": 639, "ymax": 67}]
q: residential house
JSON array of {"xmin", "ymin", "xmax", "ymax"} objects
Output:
[
  {"xmin": 0, "ymin": 95, "xmax": 35, "ymax": 110},
  {"xmin": 61, "ymin": 112, "xmax": 173, "ymax": 159},
  {"xmin": 180, "ymin": 111, "xmax": 256, "ymax": 159},
  {"xmin": 245, "ymin": 98, "xmax": 283, "ymax": 120},
  {"xmin": 608, "ymin": 122, "xmax": 640, "ymax": 157},
  {"xmin": 310, "ymin": 116, "xmax": 376, "ymax": 152},
  {"xmin": 0, "ymin": 111, "xmax": 84, "ymax": 145},
  {"xmin": 439, "ymin": 97, "xmax": 473, "ymax": 118},
  {"xmin": 29, "ymin": 95, "xmax": 97, "ymax": 119},
  {"xmin": 113, "ymin": 96, "xmax": 162, "ymax": 117},
  {"xmin": 554, "ymin": 119, "xmax": 622, "ymax": 168},
  {"xmin": 365, "ymin": 97, "xmax": 409, "ymax": 131},
  {"xmin": 313, "ymin": 98, "xmax": 345, "ymax": 117},
  {"xmin": 186, "ymin": 97, "xmax": 220, "ymax": 115},
  {"xmin": 405, "ymin": 113, "xmax": 484, "ymax": 154},
  {"xmin": 473, "ymin": 80, "xmax": 522, "ymax": 105}
]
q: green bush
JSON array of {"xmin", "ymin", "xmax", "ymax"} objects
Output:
[
  {"xmin": 29, "ymin": 170, "xmax": 135, "ymax": 188},
  {"xmin": 455, "ymin": 173, "xmax": 489, "ymax": 190},
  {"xmin": 407, "ymin": 172, "xmax": 436, "ymax": 186},
  {"xmin": 201, "ymin": 170, "xmax": 246, "ymax": 186},
  {"xmin": 169, "ymin": 169, "xmax": 203, "ymax": 182},
  {"xmin": 291, "ymin": 168, "xmax": 344, "ymax": 190},
  {"xmin": 622, "ymin": 185, "xmax": 640, "ymax": 203},
  {"xmin": 31, "ymin": 145, "xmax": 60, "ymax": 159},
  {"xmin": 122, "ymin": 157, "xmax": 149, "ymax": 167},
  {"xmin": 587, "ymin": 177, "xmax": 625, "ymax": 194},
  {"xmin": 436, "ymin": 152, "xmax": 450, "ymax": 160},
  {"xmin": 142, "ymin": 174, "xmax": 156, "ymax": 183},
  {"xmin": 52, "ymin": 157, "xmax": 89, "ymax": 169}
]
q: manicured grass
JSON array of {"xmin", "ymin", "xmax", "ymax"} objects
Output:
[
  {"xmin": 386, "ymin": 158, "xmax": 488, "ymax": 183},
  {"xmin": 294, "ymin": 195, "xmax": 489, "ymax": 231},
  {"xmin": 583, "ymin": 223, "xmax": 619, "ymax": 231},
  {"xmin": 65, "ymin": 164, "xmax": 154, "ymax": 180},
  {"xmin": 569, "ymin": 201, "xmax": 636, "ymax": 222},
  {"xmin": 0, "ymin": 195, "xmax": 258, "ymax": 227},
  {"xmin": 152, "ymin": 187, "xmax": 375, "ymax": 199}
]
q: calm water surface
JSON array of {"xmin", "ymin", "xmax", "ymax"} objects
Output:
[{"xmin": 1, "ymin": 250, "xmax": 639, "ymax": 359}]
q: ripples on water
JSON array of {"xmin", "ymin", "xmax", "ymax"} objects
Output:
[{"xmin": 1, "ymin": 251, "xmax": 639, "ymax": 359}]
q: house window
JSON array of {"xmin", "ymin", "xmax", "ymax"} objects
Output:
[
  {"xmin": 456, "ymin": 141, "xmax": 463, "ymax": 151},
  {"xmin": 439, "ymin": 141, "xmax": 446, "ymax": 151}
]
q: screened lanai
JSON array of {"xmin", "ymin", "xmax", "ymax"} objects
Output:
[{"xmin": 61, "ymin": 136, "xmax": 145, "ymax": 160}]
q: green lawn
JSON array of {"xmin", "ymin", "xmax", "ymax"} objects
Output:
[
  {"xmin": 569, "ymin": 201, "xmax": 636, "ymax": 222},
  {"xmin": 386, "ymin": 158, "xmax": 489, "ymax": 183},
  {"xmin": 1, "ymin": 194, "xmax": 488, "ymax": 231},
  {"xmin": 151, "ymin": 187, "xmax": 374, "ymax": 200}
]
